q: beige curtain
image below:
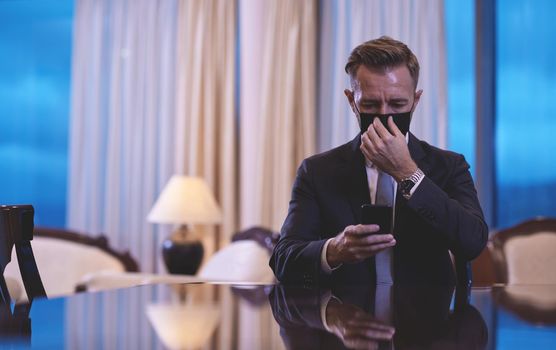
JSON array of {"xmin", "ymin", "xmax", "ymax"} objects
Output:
[
  {"xmin": 238, "ymin": 1, "xmax": 316, "ymax": 349},
  {"xmin": 240, "ymin": 0, "xmax": 317, "ymax": 232},
  {"xmin": 174, "ymin": 0, "xmax": 237, "ymax": 252}
]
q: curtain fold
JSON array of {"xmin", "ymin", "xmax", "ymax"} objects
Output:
[
  {"xmin": 318, "ymin": 0, "xmax": 447, "ymax": 151},
  {"xmin": 174, "ymin": 0, "xmax": 237, "ymax": 251},
  {"xmin": 240, "ymin": 0, "xmax": 317, "ymax": 232}
]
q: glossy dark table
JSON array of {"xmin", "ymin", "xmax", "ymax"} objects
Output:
[{"xmin": 1, "ymin": 282, "xmax": 556, "ymax": 349}]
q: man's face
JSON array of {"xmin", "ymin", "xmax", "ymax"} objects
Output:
[{"xmin": 344, "ymin": 64, "xmax": 422, "ymax": 125}]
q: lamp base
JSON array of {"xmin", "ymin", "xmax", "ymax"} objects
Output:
[{"xmin": 162, "ymin": 227, "xmax": 204, "ymax": 275}]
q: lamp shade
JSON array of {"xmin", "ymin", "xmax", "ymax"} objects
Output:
[{"xmin": 147, "ymin": 176, "xmax": 222, "ymax": 225}]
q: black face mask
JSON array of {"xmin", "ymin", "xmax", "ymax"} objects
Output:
[{"xmin": 359, "ymin": 111, "xmax": 412, "ymax": 136}]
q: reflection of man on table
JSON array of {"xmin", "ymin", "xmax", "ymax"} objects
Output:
[
  {"xmin": 269, "ymin": 284, "xmax": 488, "ymax": 350},
  {"xmin": 270, "ymin": 36, "xmax": 488, "ymax": 285}
]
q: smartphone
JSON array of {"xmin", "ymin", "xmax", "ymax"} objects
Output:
[{"xmin": 361, "ymin": 204, "xmax": 393, "ymax": 234}]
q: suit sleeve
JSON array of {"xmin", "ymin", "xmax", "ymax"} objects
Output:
[
  {"xmin": 269, "ymin": 159, "xmax": 328, "ymax": 284},
  {"xmin": 406, "ymin": 154, "xmax": 488, "ymax": 260}
]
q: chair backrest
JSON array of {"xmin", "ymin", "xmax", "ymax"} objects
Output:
[
  {"xmin": 0, "ymin": 205, "xmax": 46, "ymax": 304},
  {"xmin": 4, "ymin": 227, "xmax": 139, "ymax": 301},
  {"xmin": 33, "ymin": 227, "xmax": 139, "ymax": 272},
  {"xmin": 198, "ymin": 227, "xmax": 277, "ymax": 283},
  {"xmin": 490, "ymin": 217, "xmax": 556, "ymax": 284},
  {"xmin": 231, "ymin": 226, "xmax": 280, "ymax": 253},
  {"xmin": 198, "ymin": 240, "xmax": 275, "ymax": 283}
]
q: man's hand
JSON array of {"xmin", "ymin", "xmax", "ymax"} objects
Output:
[
  {"xmin": 326, "ymin": 298, "xmax": 395, "ymax": 349},
  {"xmin": 327, "ymin": 224, "xmax": 396, "ymax": 267},
  {"xmin": 360, "ymin": 116, "xmax": 417, "ymax": 182}
]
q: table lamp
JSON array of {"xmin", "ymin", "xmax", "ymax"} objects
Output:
[{"xmin": 148, "ymin": 176, "xmax": 222, "ymax": 275}]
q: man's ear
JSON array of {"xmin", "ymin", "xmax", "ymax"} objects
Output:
[
  {"xmin": 412, "ymin": 89, "xmax": 423, "ymax": 112},
  {"xmin": 344, "ymin": 89, "xmax": 356, "ymax": 114}
]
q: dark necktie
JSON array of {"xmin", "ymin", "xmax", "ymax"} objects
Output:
[
  {"xmin": 374, "ymin": 169, "xmax": 394, "ymax": 331},
  {"xmin": 374, "ymin": 169, "xmax": 394, "ymax": 284}
]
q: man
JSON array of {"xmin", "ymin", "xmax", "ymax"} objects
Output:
[{"xmin": 270, "ymin": 36, "xmax": 488, "ymax": 285}]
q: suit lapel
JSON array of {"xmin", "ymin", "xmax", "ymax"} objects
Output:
[
  {"xmin": 408, "ymin": 133, "xmax": 430, "ymax": 174},
  {"xmin": 340, "ymin": 135, "xmax": 371, "ymax": 224}
]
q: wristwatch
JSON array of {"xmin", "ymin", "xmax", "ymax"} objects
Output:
[{"xmin": 399, "ymin": 168, "xmax": 425, "ymax": 199}]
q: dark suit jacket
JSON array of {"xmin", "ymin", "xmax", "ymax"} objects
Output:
[{"xmin": 269, "ymin": 133, "xmax": 488, "ymax": 286}]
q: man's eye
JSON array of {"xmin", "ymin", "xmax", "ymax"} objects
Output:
[{"xmin": 361, "ymin": 104, "xmax": 378, "ymax": 109}]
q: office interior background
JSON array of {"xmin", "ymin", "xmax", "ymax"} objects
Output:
[
  {"xmin": 3, "ymin": 0, "xmax": 554, "ymax": 228},
  {"xmin": 1, "ymin": 0, "xmax": 555, "ymax": 347}
]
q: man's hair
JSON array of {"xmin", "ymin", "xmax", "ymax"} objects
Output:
[{"xmin": 344, "ymin": 36, "xmax": 420, "ymax": 88}]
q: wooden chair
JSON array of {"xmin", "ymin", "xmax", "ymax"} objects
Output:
[
  {"xmin": 490, "ymin": 217, "xmax": 556, "ymax": 284},
  {"xmin": 0, "ymin": 205, "xmax": 46, "ymax": 304},
  {"xmin": 33, "ymin": 227, "xmax": 138, "ymax": 272}
]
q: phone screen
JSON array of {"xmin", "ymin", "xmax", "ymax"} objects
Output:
[{"xmin": 361, "ymin": 204, "xmax": 393, "ymax": 234}]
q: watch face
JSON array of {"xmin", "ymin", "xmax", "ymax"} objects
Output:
[{"xmin": 401, "ymin": 180, "xmax": 414, "ymax": 194}]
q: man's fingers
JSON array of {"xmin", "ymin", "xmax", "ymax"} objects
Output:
[
  {"xmin": 344, "ymin": 327, "xmax": 395, "ymax": 341},
  {"xmin": 360, "ymin": 145, "xmax": 374, "ymax": 164},
  {"xmin": 345, "ymin": 227, "xmax": 394, "ymax": 243},
  {"xmin": 350, "ymin": 240, "xmax": 396, "ymax": 254},
  {"xmin": 361, "ymin": 130, "xmax": 378, "ymax": 156},
  {"xmin": 372, "ymin": 117, "xmax": 393, "ymax": 139},
  {"xmin": 364, "ymin": 234, "xmax": 395, "ymax": 244},
  {"xmin": 337, "ymin": 226, "xmax": 397, "ymax": 263},
  {"xmin": 360, "ymin": 133, "xmax": 374, "ymax": 154},
  {"xmin": 345, "ymin": 224, "xmax": 380, "ymax": 236},
  {"xmin": 366, "ymin": 124, "xmax": 383, "ymax": 148},
  {"xmin": 387, "ymin": 116, "xmax": 404, "ymax": 138},
  {"xmin": 348, "ymin": 319, "xmax": 396, "ymax": 332},
  {"xmin": 361, "ymin": 328, "xmax": 395, "ymax": 340}
]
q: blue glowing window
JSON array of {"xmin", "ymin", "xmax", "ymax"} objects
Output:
[{"xmin": 0, "ymin": 1, "xmax": 73, "ymax": 227}]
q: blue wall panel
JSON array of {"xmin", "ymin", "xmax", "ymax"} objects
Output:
[
  {"xmin": 496, "ymin": 0, "xmax": 556, "ymax": 227},
  {"xmin": 0, "ymin": 1, "xmax": 73, "ymax": 227}
]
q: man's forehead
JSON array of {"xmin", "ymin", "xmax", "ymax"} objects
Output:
[
  {"xmin": 352, "ymin": 65, "xmax": 413, "ymax": 86},
  {"xmin": 358, "ymin": 94, "xmax": 410, "ymax": 101},
  {"xmin": 351, "ymin": 65, "xmax": 415, "ymax": 96}
]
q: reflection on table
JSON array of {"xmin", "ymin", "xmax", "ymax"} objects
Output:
[
  {"xmin": 0, "ymin": 282, "xmax": 556, "ymax": 349},
  {"xmin": 270, "ymin": 283, "xmax": 487, "ymax": 349},
  {"xmin": 492, "ymin": 285, "xmax": 556, "ymax": 325}
]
